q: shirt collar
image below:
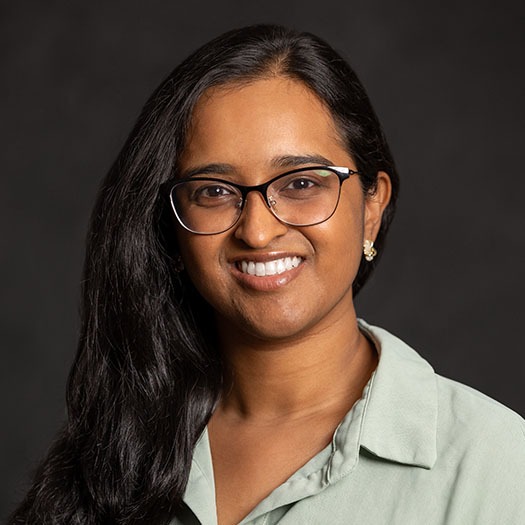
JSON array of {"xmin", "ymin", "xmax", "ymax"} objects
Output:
[
  {"xmin": 183, "ymin": 427, "xmax": 218, "ymax": 525},
  {"xmin": 355, "ymin": 319, "xmax": 438, "ymax": 470}
]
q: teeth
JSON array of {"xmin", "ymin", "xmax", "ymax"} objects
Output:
[
  {"xmin": 237, "ymin": 256, "xmax": 303, "ymax": 276},
  {"xmin": 255, "ymin": 262, "xmax": 265, "ymax": 276},
  {"xmin": 265, "ymin": 260, "xmax": 276, "ymax": 275}
]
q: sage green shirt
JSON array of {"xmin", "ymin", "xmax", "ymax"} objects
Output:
[{"xmin": 171, "ymin": 320, "xmax": 525, "ymax": 524}]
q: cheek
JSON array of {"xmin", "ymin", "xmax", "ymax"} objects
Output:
[
  {"xmin": 176, "ymin": 232, "xmax": 230, "ymax": 305},
  {"xmin": 314, "ymin": 189, "xmax": 365, "ymax": 272}
]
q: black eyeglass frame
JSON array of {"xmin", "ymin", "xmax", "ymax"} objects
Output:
[{"xmin": 163, "ymin": 165, "xmax": 358, "ymax": 235}]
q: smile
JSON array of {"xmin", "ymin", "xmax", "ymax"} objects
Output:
[{"xmin": 237, "ymin": 256, "xmax": 303, "ymax": 277}]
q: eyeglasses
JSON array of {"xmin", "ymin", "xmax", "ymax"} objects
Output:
[{"xmin": 164, "ymin": 166, "xmax": 357, "ymax": 235}]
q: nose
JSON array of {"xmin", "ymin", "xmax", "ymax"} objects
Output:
[{"xmin": 233, "ymin": 191, "xmax": 288, "ymax": 248}]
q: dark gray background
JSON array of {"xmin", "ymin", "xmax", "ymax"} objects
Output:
[{"xmin": 2, "ymin": 0, "xmax": 524, "ymax": 518}]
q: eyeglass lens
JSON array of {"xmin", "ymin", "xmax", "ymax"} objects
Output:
[{"xmin": 171, "ymin": 168, "xmax": 342, "ymax": 234}]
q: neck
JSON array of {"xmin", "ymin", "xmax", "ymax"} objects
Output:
[{"xmin": 213, "ymin": 301, "xmax": 377, "ymax": 423}]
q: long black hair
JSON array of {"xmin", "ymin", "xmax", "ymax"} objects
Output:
[{"xmin": 10, "ymin": 24, "xmax": 399, "ymax": 524}]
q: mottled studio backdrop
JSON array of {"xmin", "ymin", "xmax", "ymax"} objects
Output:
[{"xmin": 1, "ymin": 0, "xmax": 524, "ymax": 518}]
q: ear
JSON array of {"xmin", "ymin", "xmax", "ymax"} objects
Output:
[{"xmin": 363, "ymin": 171, "xmax": 392, "ymax": 242}]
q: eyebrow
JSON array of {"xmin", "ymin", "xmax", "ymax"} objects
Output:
[{"xmin": 179, "ymin": 153, "xmax": 334, "ymax": 179}]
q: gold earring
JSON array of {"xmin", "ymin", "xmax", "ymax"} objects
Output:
[{"xmin": 363, "ymin": 239, "xmax": 377, "ymax": 262}]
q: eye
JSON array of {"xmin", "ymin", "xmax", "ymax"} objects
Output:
[
  {"xmin": 190, "ymin": 182, "xmax": 239, "ymax": 207},
  {"xmin": 284, "ymin": 178, "xmax": 318, "ymax": 190},
  {"xmin": 275, "ymin": 174, "xmax": 326, "ymax": 199},
  {"xmin": 197, "ymin": 185, "xmax": 234, "ymax": 198}
]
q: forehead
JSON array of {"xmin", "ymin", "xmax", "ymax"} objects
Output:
[{"xmin": 179, "ymin": 77, "xmax": 349, "ymax": 171}]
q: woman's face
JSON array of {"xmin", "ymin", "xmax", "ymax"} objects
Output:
[{"xmin": 176, "ymin": 77, "xmax": 389, "ymax": 341}]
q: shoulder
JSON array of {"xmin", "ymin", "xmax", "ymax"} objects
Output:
[
  {"xmin": 359, "ymin": 318, "xmax": 525, "ymax": 454},
  {"xmin": 434, "ymin": 372, "xmax": 525, "ymax": 460},
  {"xmin": 432, "ymin": 373, "xmax": 525, "ymax": 521},
  {"xmin": 360, "ymin": 319, "xmax": 525, "ymax": 521},
  {"xmin": 436, "ymin": 374, "xmax": 525, "ymax": 464}
]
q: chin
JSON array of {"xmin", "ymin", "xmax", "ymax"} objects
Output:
[{"xmin": 229, "ymin": 305, "xmax": 323, "ymax": 343}]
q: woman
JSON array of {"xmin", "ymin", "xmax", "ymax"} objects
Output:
[{"xmin": 10, "ymin": 25, "xmax": 525, "ymax": 525}]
